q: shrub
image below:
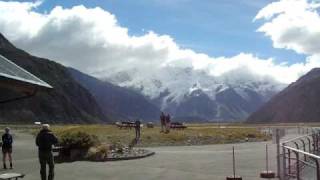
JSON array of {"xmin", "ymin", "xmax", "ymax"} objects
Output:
[
  {"xmin": 247, "ymin": 133, "xmax": 257, "ymax": 138},
  {"xmin": 58, "ymin": 131, "xmax": 100, "ymax": 150},
  {"xmin": 110, "ymin": 141, "xmax": 125, "ymax": 154},
  {"xmin": 86, "ymin": 144, "xmax": 110, "ymax": 161}
]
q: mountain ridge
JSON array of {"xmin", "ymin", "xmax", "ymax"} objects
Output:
[{"xmin": 247, "ymin": 68, "xmax": 320, "ymax": 123}]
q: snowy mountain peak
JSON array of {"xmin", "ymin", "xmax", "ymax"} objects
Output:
[{"xmin": 104, "ymin": 67, "xmax": 285, "ymax": 121}]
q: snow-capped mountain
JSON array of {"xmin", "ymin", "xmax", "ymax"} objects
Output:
[{"xmin": 104, "ymin": 66, "xmax": 285, "ymax": 122}]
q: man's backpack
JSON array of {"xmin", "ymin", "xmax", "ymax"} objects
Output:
[{"xmin": 2, "ymin": 134, "xmax": 12, "ymax": 147}]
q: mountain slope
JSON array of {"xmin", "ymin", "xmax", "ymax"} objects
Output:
[
  {"xmin": 69, "ymin": 68, "xmax": 161, "ymax": 121},
  {"xmin": 0, "ymin": 33, "xmax": 108, "ymax": 123},
  {"xmin": 247, "ymin": 68, "xmax": 320, "ymax": 123}
]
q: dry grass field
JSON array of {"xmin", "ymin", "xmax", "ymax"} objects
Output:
[
  {"xmin": 0, "ymin": 123, "xmax": 316, "ymax": 147},
  {"xmin": 46, "ymin": 124, "xmax": 270, "ymax": 147}
]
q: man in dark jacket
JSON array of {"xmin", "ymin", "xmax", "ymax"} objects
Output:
[
  {"xmin": 160, "ymin": 112, "xmax": 165, "ymax": 133},
  {"xmin": 36, "ymin": 124, "xmax": 58, "ymax": 180},
  {"xmin": 2, "ymin": 127, "xmax": 13, "ymax": 169}
]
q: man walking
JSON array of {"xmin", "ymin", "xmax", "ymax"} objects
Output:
[
  {"xmin": 160, "ymin": 112, "xmax": 165, "ymax": 133},
  {"xmin": 135, "ymin": 119, "xmax": 141, "ymax": 140},
  {"xmin": 2, "ymin": 127, "xmax": 13, "ymax": 169},
  {"xmin": 165, "ymin": 113, "xmax": 171, "ymax": 133},
  {"xmin": 36, "ymin": 124, "xmax": 58, "ymax": 180}
]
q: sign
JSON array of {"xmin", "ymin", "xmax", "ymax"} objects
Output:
[{"xmin": 34, "ymin": 122, "xmax": 41, "ymax": 125}]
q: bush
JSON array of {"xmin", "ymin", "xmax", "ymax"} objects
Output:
[
  {"xmin": 58, "ymin": 131, "xmax": 100, "ymax": 150},
  {"xmin": 247, "ymin": 133, "xmax": 257, "ymax": 138},
  {"xmin": 110, "ymin": 142, "xmax": 125, "ymax": 154}
]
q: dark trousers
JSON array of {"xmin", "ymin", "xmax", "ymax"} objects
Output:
[
  {"xmin": 135, "ymin": 128, "xmax": 141, "ymax": 140},
  {"xmin": 39, "ymin": 151, "xmax": 54, "ymax": 180}
]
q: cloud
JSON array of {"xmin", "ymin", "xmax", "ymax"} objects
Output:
[
  {"xmin": 255, "ymin": 0, "xmax": 320, "ymax": 55},
  {"xmin": 0, "ymin": 0, "xmax": 320, "ymax": 99}
]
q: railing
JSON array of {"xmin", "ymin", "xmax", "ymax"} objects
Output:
[{"xmin": 281, "ymin": 130, "xmax": 320, "ymax": 180}]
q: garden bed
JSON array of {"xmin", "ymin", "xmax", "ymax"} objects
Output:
[
  {"xmin": 53, "ymin": 130, "xmax": 155, "ymax": 163},
  {"xmin": 55, "ymin": 146, "xmax": 155, "ymax": 162}
]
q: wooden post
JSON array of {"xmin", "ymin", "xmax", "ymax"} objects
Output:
[{"xmin": 233, "ymin": 146, "xmax": 236, "ymax": 178}]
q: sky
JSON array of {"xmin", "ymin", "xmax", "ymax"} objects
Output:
[
  {"xmin": 30, "ymin": 0, "xmax": 305, "ymax": 63},
  {"xmin": 0, "ymin": 0, "xmax": 320, "ymax": 91}
]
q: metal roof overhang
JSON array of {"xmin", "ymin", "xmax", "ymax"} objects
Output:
[
  {"xmin": 0, "ymin": 75, "xmax": 50, "ymax": 94},
  {"xmin": 0, "ymin": 54, "xmax": 53, "ymax": 103}
]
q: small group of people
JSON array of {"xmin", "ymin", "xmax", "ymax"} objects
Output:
[
  {"xmin": 1, "ymin": 125, "xmax": 58, "ymax": 180},
  {"xmin": 160, "ymin": 112, "xmax": 171, "ymax": 133}
]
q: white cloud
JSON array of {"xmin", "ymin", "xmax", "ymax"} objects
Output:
[
  {"xmin": 0, "ymin": 0, "xmax": 320, "ymax": 99},
  {"xmin": 255, "ymin": 0, "xmax": 320, "ymax": 55}
]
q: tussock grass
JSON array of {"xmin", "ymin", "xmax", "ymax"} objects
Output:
[
  {"xmin": 0, "ymin": 124, "xmax": 271, "ymax": 147},
  {"xmin": 47, "ymin": 124, "xmax": 270, "ymax": 147}
]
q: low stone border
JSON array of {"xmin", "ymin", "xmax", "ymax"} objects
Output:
[
  {"xmin": 55, "ymin": 148, "xmax": 155, "ymax": 163},
  {"xmin": 105, "ymin": 150, "xmax": 155, "ymax": 161}
]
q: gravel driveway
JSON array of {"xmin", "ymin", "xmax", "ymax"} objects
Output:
[{"xmin": 1, "ymin": 131, "xmax": 283, "ymax": 180}]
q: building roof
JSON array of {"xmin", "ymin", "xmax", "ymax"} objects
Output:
[{"xmin": 0, "ymin": 54, "xmax": 52, "ymax": 93}]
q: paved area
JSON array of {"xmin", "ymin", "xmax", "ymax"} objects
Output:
[
  {"xmin": 301, "ymin": 165, "xmax": 317, "ymax": 180},
  {"xmin": 0, "ymin": 132, "xmax": 283, "ymax": 180}
]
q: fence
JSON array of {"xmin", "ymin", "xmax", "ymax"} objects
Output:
[{"xmin": 281, "ymin": 129, "xmax": 320, "ymax": 180}]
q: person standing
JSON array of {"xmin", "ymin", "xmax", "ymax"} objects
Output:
[
  {"xmin": 36, "ymin": 124, "xmax": 58, "ymax": 180},
  {"xmin": 135, "ymin": 120, "xmax": 141, "ymax": 140},
  {"xmin": 165, "ymin": 114, "xmax": 171, "ymax": 133},
  {"xmin": 2, "ymin": 127, "xmax": 13, "ymax": 169},
  {"xmin": 160, "ymin": 112, "xmax": 165, "ymax": 133}
]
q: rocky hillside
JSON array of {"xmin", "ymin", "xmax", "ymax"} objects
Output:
[
  {"xmin": 69, "ymin": 68, "xmax": 161, "ymax": 121},
  {"xmin": 0, "ymin": 33, "xmax": 108, "ymax": 123},
  {"xmin": 247, "ymin": 68, "xmax": 320, "ymax": 123}
]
